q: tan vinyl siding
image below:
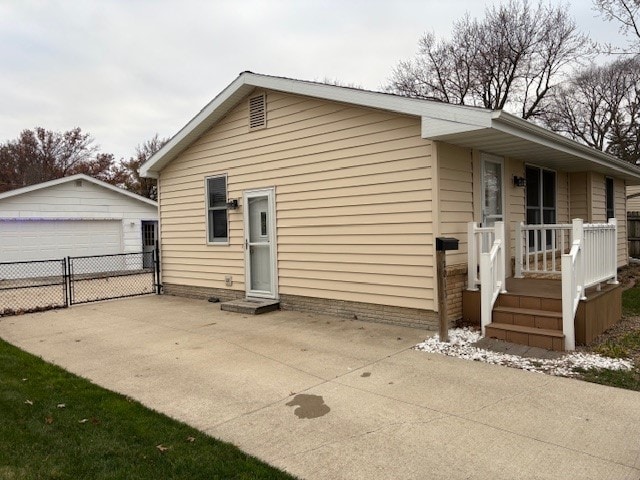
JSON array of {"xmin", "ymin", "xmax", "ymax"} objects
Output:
[
  {"xmin": 437, "ymin": 142, "xmax": 473, "ymax": 266},
  {"xmin": 590, "ymin": 172, "xmax": 607, "ymax": 222},
  {"xmin": 628, "ymin": 185, "xmax": 640, "ymax": 212},
  {"xmin": 556, "ymin": 171, "xmax": 570, "ymax": 224},
  {"xmin": 615, "ymin": 178, "xmax": 628, "ymax": 267},
  {"xmin": 569, "ymin": 172, "xmax": 589, "ymax": 220},
  {"xmin": 506, "ymin": 158, "xmax": 525, "ymax": 264},
  {"xmin": 159, "ymin": 90, "xmax": 434, "ymax": 310}
]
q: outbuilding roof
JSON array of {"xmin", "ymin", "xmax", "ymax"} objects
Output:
[
  {"xmin": 0, "ymin": 174, "xmax": 158, "ymax": 207},
  {"xmin": 141, "ymin": 72, "xmax": 640, "ymax": 184}
]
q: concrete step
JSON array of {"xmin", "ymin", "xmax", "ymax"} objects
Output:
[
  {"xmin": 492, "ymin": 306, "xmax": 563, "ymax": 331},
  {"xmin": 220, "ymin": 298, "xmax": 280, "ymax": 315},
  {"xmin": 485, "ymin": 322, "xmax": 564, "ymax": 351}
]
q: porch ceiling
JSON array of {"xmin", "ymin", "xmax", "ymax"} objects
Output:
[{"xmin": 423, "ymin": 113, "xmax": 640, "ymax": 184}]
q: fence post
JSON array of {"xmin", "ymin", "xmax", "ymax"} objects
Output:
[
  {"xmin": 66, "ymin": 256, "xmax": 73, "ymax": 306},
  {"xmin": 467, "ymin": 222, "xmax": 478, "ymax": 291},
  {"xmin": 154, "ymin": 240, "xmax": 162, "ymax": 294}
]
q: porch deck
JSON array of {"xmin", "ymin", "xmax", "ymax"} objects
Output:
[{"xmin": 504, "ymin": 277, "xmax": 618, "ymax": 300}]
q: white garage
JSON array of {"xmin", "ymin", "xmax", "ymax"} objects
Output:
[{"xmin": 0, "ymin": 174, "xmax": 158, "ymax": 263}]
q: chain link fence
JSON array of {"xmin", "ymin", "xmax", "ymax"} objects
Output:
[
  {"xmin": 0, "ymin": 249, "xmax": 160, "ymax": 317},
  {"xmin": 68, "ymin": 251, "xmax": 155, "ymax": 305},
  {"xmin": 0, "ymin": 259, "xmax": 68, "ymax": 316}
]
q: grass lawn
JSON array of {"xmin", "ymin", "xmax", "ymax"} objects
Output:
[
  {"xmin": 577, "ymin": 283, "xmax": 640, "ymax": 391},
  {"xmin": 0, "ymin": 338, "xmax": 297, "ymax": 480}
]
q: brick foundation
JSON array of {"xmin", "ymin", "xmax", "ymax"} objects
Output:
[
  {"xmin": 163, "ymin": 283, "xmax": 244, "ymax": 302},
  {"xmin": 278, "ymin": 293, "xmax": 438, "ymax": 330},
  {"xmin": 163, "ymin": 283, "xmax": 439, "ymax": 330}
]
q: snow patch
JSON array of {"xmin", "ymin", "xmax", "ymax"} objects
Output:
[{"xmin": 415, "ymin": 327, "xmax": 633, "ymax": 377}]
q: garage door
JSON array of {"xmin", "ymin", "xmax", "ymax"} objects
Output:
[{"xmin": 0, "ymin": 220, "xmax": 123, "ymax": 262}]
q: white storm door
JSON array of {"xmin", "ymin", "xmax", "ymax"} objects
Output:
[
  {"xmin": 481, "ymin": 153, "xmax": 504, "ymax": 228},
  {"xmin": 244, "ymin": 188, "xmax": 277, "ymax": 299}
]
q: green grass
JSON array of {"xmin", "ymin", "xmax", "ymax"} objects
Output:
[
  {"xmin": 0, "ymin": 338, "xmax": 296, "ymax": 480},
  {"xmin": 622, "ymin": 286, "xmax": 640, "ymax": 316},
  {"xmin": 574, "ymin": 367, "xmax": 640, "ymax": 391},
  {"xmin": 575, "ymin": 284, "xmax": 640, "ymax": 391}
]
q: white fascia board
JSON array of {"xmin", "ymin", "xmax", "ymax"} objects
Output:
[
  {"xmin": 246, "ymin": 73, "xmax": 493, "ymax": 123},
  {"xmin": 421, "ymin": 116, "xmax": 491, "ymax": 138},
  {"xmin": 492, "ymin": 112, "xmax": 640, "ymax": 180}
]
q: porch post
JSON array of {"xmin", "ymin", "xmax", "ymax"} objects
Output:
[
  {"xmin": 467, "ymin": 222, "xmax": 478, "ymax": 291},
  {"xmin": 515, "ymin": 222, "xmax": 523, "ymax": 278},
  {"xmin": 572, "ymin": 218, "xmax": 586, "ymax": 300},
  {"xmin": 609, "ymin": 218, "xmax": 619, "ymax": 284},
  {"xmin": 495, "ymin": 221, "xmax": 507, "ymax": 293}
]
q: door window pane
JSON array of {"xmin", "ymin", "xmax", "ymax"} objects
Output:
[{"xmin": 483, "ymin": 158, "xmax": 502, "ymax": 226}]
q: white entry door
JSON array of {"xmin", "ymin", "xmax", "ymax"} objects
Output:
[
  {"xmin": 481, "ymin": 153, "xmax": 504, "ymax": 227},
  {"xmin": 244, "ymin": 188, "xmax": 278, "ymax": 299}
]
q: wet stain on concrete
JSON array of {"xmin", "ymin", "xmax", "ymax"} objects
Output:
[
  {"xmin": 360, "ymin": 372, "xmax": 371, "ymax": 377},
  {"xmin": 286, "ymin": 394, "xmax": 330, "ymax": 419}
]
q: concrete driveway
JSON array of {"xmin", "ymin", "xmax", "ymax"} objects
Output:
[{"xmin": 0, "ymin": 295, "xmax": 639, "ymax": 479}]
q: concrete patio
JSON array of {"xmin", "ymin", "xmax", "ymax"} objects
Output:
[{"xmin": 0, "ymin": 295, "xmax": 639, "ymax": 479}]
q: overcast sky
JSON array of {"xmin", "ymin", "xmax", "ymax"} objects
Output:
[{"xmin": 0, "ymin": 0, "xmax": 625, "ymax": 161}]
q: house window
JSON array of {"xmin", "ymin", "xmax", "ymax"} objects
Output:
[
  {"xmin": 606, "ymin": 177, "xmax": 615, "ymax": 220},
  {"xmin": 526, "ymin": 165, "xmax": 556, "ymax": 248},
  {"xmin": 206, "ymin": 175, "xmax": 228, "ymax": 243}
]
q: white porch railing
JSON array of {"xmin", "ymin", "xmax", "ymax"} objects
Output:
[
  {"xmin": 468, "ymin": 222, "xmax": 507, "ymax": 335},
  {"xmin": 515, "ymin": 222, "xmax": 572, "ymax": 277},
  {"xmin": 470, "ymin": 218, "xmax": 618, "ymax": 351},
  {"xmin": 467, "ymin": 222, "xmax": 496, "ymax": 290}
]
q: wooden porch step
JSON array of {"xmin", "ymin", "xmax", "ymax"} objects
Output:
[
  {"xmin": 485, "ymin": 322, "xmax": 564, "ymax": 351},
  {"xmin": 496, "ymin": 292, "xmax": 562, "ymax": 313},
  {"xmin": 492, "ymin": 305, "xmax": 563, "ymax": 331}
]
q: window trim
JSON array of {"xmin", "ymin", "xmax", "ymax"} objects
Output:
[
  {"xmin": 606, "ymin": 176, "xmax": 615, "ymax": 220},
  {"xmin": 205, "ymin": 174, "xmax": 230, "ymax": 245}
]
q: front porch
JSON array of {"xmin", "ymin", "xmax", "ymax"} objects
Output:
[
  {"xmin": 464, "ymin": 220, "xmax": 621, "ymax": 351},
  {"xmin": 462, "ymin": 277, "xmax": 621, "ymax": 351}
]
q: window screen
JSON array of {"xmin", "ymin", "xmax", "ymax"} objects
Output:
[{"xmin": 206, "ymin": 176, "xmax": 228, "ymax": 243}]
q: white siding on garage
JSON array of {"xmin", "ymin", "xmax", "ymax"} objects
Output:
[{"xmin": 0, "ymin": 176, "xmax": 158, "ymax": 261}]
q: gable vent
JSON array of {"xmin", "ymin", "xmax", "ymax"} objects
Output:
[{"xmin": 248, "ymin": 94, "xmax": 266, "ymax": 130}]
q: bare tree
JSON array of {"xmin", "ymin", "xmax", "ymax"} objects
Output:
[
  {"xmin": 387, "ymin": 0, "xmax": 590, "ymax": 119},
  {"xmin": 114, "ymin": 134, "xmax": 168, "ymax": 200},
  {"xmin": 594, "ymin": 0, "xmax": 640, "ymax": 53},
  {"xmin": 543, "ymin": 57, "xmax": 640, "ymax": 163},
  {"xmin": 0, "ymin": 127, "xmax": 118, "ymax": 193}
]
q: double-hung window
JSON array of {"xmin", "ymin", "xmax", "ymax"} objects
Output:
[
  {"xmin": 606, "ymin": 177, "xmax": 615, "ymax": 220},
  {"xmin": 206, "ymin": 175, "xmax": 228, "ymax": 243}
]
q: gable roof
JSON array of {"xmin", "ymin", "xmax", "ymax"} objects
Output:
[
  {"xmin": 141, "ymin": 71, "xmax": 640, "ymax": 184},
  {"xmin": 0, "ymin": 174, "xmax": 158, "ymax": 207}
]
